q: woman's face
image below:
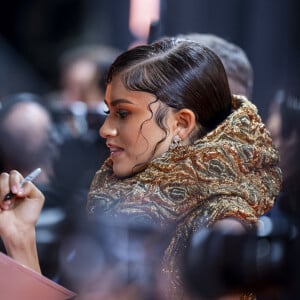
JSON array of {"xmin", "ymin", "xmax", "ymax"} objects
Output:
[{"xmin": 100, "ymin": 75, "xmax": 177, "ymax": 178}]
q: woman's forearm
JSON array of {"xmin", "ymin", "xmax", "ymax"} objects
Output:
[{"xmin": 3, "ymin": 229, "xmax": 41, "ymax": 273}]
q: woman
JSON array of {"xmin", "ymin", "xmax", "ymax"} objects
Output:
[{"xmin": 0, "ymin": 38, "xmax": 281, "ymax": 299}]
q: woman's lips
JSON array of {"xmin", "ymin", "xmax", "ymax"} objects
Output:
[{"xmin": 107, "ymin": 144, "xmax": 124, "ymax": 159}]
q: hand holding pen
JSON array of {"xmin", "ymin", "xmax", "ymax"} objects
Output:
[
  {"xmin": 0, "ymin": 167, "xmax": 45, "ymax": 226},
  {"xmin": 3, "ymin": 168, "xmax": 42, "ymax": 201},
  {"xmin": 0, "ymin": 168, "xmax": 44, "ymax": 274}
]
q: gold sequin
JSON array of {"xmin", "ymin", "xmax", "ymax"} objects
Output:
[{"xmin": 87, "ymin": 96, "xmax": 282, "ymax": 300}]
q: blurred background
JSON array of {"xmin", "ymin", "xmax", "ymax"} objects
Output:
[{"xmin": 0, "ymin": 0, "xmax": 299, "ymax": 120}]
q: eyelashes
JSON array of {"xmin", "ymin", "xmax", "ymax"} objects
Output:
[
  {"xmin": 117, "ymin": 110, "xmax": 130, "ymax": 118},
  {"xmin": 104, "ymin": 109, "xmax": 130, "ymax": 119}
]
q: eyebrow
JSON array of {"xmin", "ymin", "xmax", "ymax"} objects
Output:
[{"xmin": 104, "ymin": 98, "xmax": 134, "ymax": 107}]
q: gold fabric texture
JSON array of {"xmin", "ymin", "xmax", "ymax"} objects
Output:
[{"xmin": 87, "ymin": 95, "xmax": 282, "ymax": 299}]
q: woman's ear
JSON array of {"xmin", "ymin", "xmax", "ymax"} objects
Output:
[{"xmin": 175, "ymin": 109, "xmax": 196, "ymax": 140}]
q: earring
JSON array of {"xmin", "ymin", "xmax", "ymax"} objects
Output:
[{"xmin": 169, "ymin": 134, "xmax": 182, "ymax": 150}]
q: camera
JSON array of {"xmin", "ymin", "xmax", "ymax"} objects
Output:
[
  {"xmin": 57, "ymin": 215, "xmax": 170, "ymax": 299},
  {"xmin": 183, "ymin": 215, "xmax": 300, "ymax": 299}
]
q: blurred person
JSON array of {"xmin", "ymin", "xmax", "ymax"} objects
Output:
[
  {"xmin": 45, "ymin": 45, "xmax": 120, "ymax": 214},
  {"xmin": 48, "ymin": 44, "xmax": 122, "ymax": 138},
  {"xmin": 39, "ymin": 46, "xmax": 116, "ymax": 286},
  {"xmin": 0, "ymin": 93, "xmax": 57, "ymax": 186},
  {"xmin": 0, "ymin": 92, "xmax": 64, "ymax": 278},
  {"xmin": 0, "ymin": 38, "xmax": 282, "ymax": 300},
  {"xmin": 266, "ymin": 88, "xmax": 300, "ymax": 220},
  {"xmin": 255, "ymin": 86, "xmax": 300, "ymax": 300},
  {"xmin": 0, "ymin": 91, "xmax": 106, "ymax": 282},
  {"xmin": 59, "ymin": 45, "xmax": 121, "ymax": 107},
  {"xmin": 177, "ymin": 33, "xmax": 253, "ymax": 98}
]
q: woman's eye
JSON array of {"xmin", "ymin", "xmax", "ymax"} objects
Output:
[
  {"xmin": 117, "ymin": 110, "xmax": 129, "ymax": 118},
  {"xmin": 104, "ymin": 108, "xmax": 129, "ymax": 118}
]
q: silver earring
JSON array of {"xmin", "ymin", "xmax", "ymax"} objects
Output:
[{"xmin": 169, "ymin": 134, "xmax": 182, "ymax": 150}]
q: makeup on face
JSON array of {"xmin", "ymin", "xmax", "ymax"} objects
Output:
[{"xmin": 100, "ymin": 78, "xmax": 176, "ymax": 177}]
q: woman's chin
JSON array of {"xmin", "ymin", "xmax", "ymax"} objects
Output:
[
  {"xmin": 113, "ymin": 166, "xmax": 131, "ymax": 179},
  {"xmin": 113, "ymin": 164, "xmax": 147, "ymax": 179}
]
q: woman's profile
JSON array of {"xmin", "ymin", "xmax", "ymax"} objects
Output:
[{"xmin": 0, "ymin": 38, "xmax": 282, "ymax": 300}]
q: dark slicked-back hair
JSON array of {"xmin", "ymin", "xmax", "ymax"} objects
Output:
[
  {"xmin": 178, "ymin": 33, "xmax": 253, "ymax": 98},
  {"xmin": 107, "ymin": 37, "xmax": 232, "ymax": 141}
]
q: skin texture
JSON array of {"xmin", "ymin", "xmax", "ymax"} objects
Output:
[{"xmin": 100, "ymin": 75, "xmax": 194, "ymax": 178}]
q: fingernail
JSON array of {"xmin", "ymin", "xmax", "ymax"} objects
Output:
[
  {"xmin": 4, "ymin": 200, "xmax": 11, "ymax": 205},
  {"xmin": 3, "ymin": 192, "xmax": 13, "ymax": 201}
]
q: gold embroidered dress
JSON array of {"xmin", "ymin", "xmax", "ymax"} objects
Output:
[{"xmin": 87, "ymin": 96, "xmax": 282, "ymax": 299}]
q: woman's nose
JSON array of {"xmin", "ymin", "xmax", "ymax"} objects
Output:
[{"xmin": 99, "ymin": 118, "xmax": 118, "ymax": 138}]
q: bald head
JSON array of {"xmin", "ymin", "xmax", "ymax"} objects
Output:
[
  {"xmin": 0, "ymin": 100, "xmax": 57, "ymax": 181},
  {"xmin": 2, "ymin": 101, "xmax": 51, "ymax": 149}
]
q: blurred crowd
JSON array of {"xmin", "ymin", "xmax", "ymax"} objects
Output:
[{"xmin": 0, "ymin": 44, "xmax": 119, "ymax": 283}]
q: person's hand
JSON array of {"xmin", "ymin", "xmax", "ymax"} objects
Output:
[
  {"xmin": 0, "ymin": 170, "xmax": 45, "ymax": 237},
  {"xmin": 0, "ymin": 170, "xmax": 45, "ymax": 272}
]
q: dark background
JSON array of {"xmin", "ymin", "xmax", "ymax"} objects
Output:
[{"xmin": 0, "ymin": 0, "xmax": 299, "ymax": 120}]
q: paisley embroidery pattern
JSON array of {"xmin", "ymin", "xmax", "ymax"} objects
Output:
[{"xmin": 87, "ymin": 95, "xmax": 282, "ymax": 299}]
